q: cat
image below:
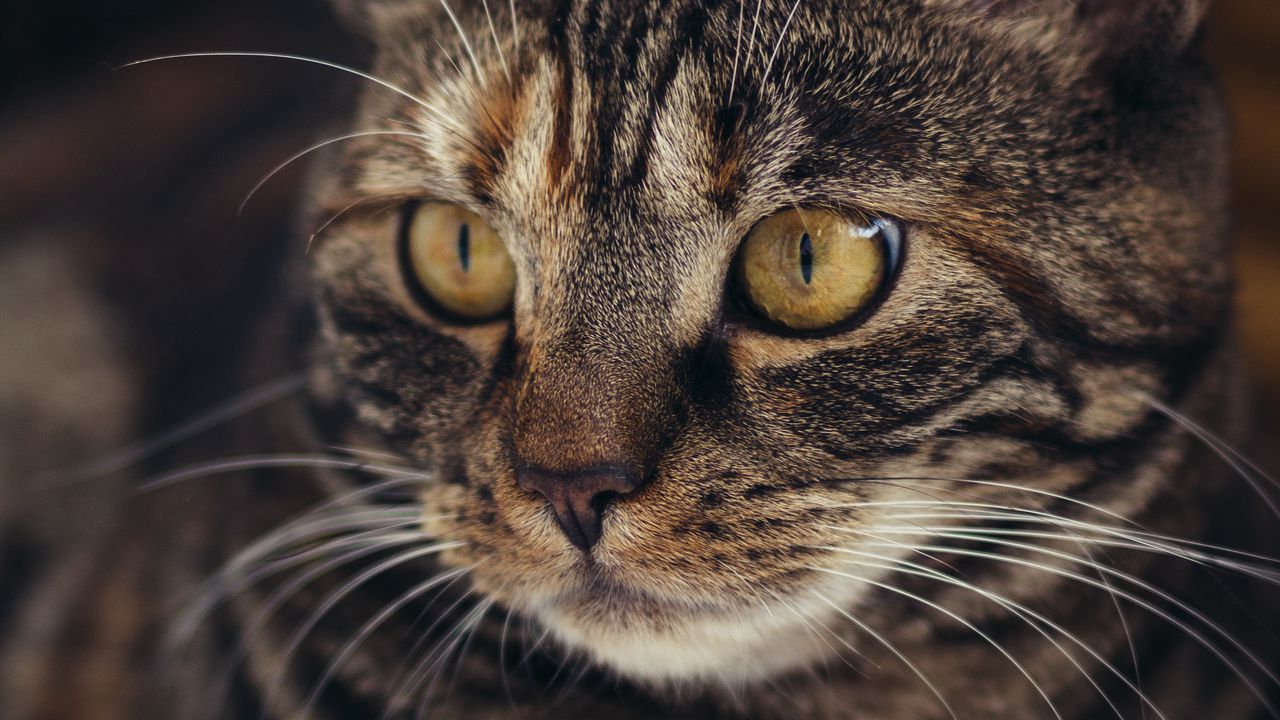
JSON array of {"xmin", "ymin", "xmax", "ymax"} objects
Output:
[{"xmin": 4, "ymin": 0, "xmax": 1280, "ymax": 718}]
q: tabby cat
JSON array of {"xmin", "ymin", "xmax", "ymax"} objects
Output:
[{"xmin": 4, "ymin": 0, "xmax": 1279, "ymax": 718}]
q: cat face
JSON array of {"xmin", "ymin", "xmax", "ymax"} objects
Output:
[{"xmin": 307, "ymin": 0, "xmax": 1227, "ymax": 684}]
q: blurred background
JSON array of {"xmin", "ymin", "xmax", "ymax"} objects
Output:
[{"xmin": 0, "ymin": 0, "xmax": 1278, "ymax": 407}]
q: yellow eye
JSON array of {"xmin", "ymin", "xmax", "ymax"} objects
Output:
[
  {"xmin": 403, "ymin": 202, "xmax": 516, "ymax": 322},
  {"xmin": 736, "ymin": 209, "xmax": 900, "ymax": 331}
]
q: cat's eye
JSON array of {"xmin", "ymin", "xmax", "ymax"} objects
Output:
[
  {"xmin": 401, "ymin": 202, "xmax": 516, "ymax": 322},
  {"xmin": 734, "ymin": 209, "xmax": 902, "ymax": 332}
]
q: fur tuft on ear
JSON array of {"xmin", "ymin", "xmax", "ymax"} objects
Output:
[{"xmin": 926, "ymin": 0, "xmax": 1213, "ymax": 77}]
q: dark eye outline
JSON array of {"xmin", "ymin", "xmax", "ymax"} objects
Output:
[
  {"xmin": 724, "ymin": 212, "xmax": 906, "ymax": 338},
  {"xmin": 396, "ymin": 200, "xmax": 516, "ymax": 327}
]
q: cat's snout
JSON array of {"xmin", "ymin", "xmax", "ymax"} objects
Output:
[{"xmin": 516, "ymin": 465, "xmax": 645, "ymax": 552}]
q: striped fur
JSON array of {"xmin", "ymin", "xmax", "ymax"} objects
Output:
[{"xmin": 5, "ymin": 1, "xmax": 1279, "ymax": 719}]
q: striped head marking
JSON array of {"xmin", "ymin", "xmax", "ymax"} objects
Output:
[{"xmin": 308, "ymin": 0, "xmax": 1229, "ymax": 685}]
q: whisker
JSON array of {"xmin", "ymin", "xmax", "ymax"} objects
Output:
[
  {"xmin": 855, "ymin": 510, "xmax": 1280, "ymax": 581},
  {"xmin": 811, "ymin": 565, "xmax": 1065, "ymax": 720},
  {"xmin": 744, "ymin": 0, "xmax": 766, "ymax": 69},
  {"xmin": 1073, "ymin": 533, "xmax": 1149, "ymax": 720},
  {"xmin": 261, "ymin": 540, "xmax": 465, "ymax": 717},
  {"xmin": 307, "ymin": 197, "xmax": 379, "ymax": 253},
  {"xmin": 498, "ymin": 599, "xmax": 519, "ymax": 706},
  {"xmin": 37, "ymin": 372, "xmax": 305, "ymax": 486},
  {"xmin": 122, "ymin": 52, "xmax": 438, "ymax": 117},
  {"xmin": 223, "ymin": 510, "xmax": 426, "ymax": 575},
  {"xmin": 288, "ymin": 474, "xmax": 432, "ymax": 522},
  {"xmin": 728, "ymin": 0, "xmax": 748, "ymax": 102},
  {"xmin": 381, "ymin": 576, "xmax": 480, "ymax": 717},
  {"xmin": 749, "ymin": 575, "xmax": 871, "ymax": 682},
  {"xmin": 300, "ymin": 566, "xmax": 474, "ymax": 719},
  {"xmin": 479, "ymin": 0, "xmax": 511, "ymax": 84},
  {"xmin": 835, "ymin": 475, "xmax": 1142, "ymax": 528},
  {"xmin": 238, "ymin": 130, "xmax": 430, "ymax": 217},
  {"xmin": 138, "ymin": 454, "xmax": 428, "ymax": 493},
  {"xmin": 435, "ymin": 0, "xmax": 486, "ymax": 82},
  {"xmin": 324, "ymin": 444, "xmax": 403, "ymax": 461},
  {"xmin": 827, "ymin": 548, "xmax": 1166, "ymax": 720},
  {"xmin": 830, "ymin": 494, "xmax": 1280, "ymax": 566},
  {"xmin": 446, "ymin": 596, "xmax": 496, "ymax": 699},
  {"xmin": 197, "ymin": 534, "xmax": 428, "ymax": 719},
  {"xmin": 515, "ymin": 623, "xmax": 554, "ymax": 676},
  {"xmin": 508, "ymin": 0, "xmax": 521, "ymax": 52},
  {"xmin": 761, "ymin": 0, "xmax": 803, "ymax": 87},
  {"xmin": 411, "ymin": 597, "xmax": 494, "ymax": 718},
  {"xmin": 854, "ymin": 535, "xmax": 1280, "ymax": 712},
  {"xmin": 811, "ymin": 591, "xmax": 956, "ymax": 719},
  {"xmin": 1142, "ymin": 393, "xmax": 1280, "ymax": 518},
  {"xmin": 121, "ymin": 52, "xmax": 476, "ymax": 146},
  {"xmin": 171, "ymin": 514, "xmax": 430, "ymax": 645}
]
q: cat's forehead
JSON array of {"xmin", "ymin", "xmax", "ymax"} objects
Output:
[{"xmin": 352, "ymin": 0, "xmax": 1020, "ymax": 226}]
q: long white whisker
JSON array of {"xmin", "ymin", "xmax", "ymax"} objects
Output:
[
  {"xmin": 224, "ymin": 510, "xmax": 426, "ymax": 576},
  {"xmin": 381, "ymin": 575, "xmax": 479, "ymax": 717},
  {"xmin": 261, "ymin": 541, "xmax": 465, "ymax": 717},
  {"xmin": 498, "ymin": 600, "xmax": 518, "ymax": 705},
  {"xmin": 841, "ymin": 476, "xmax": 1142, "ymax": 528},
  {"xmin": 1072, "ymin": 533, "xmax": 1149, "ymax": 720},
  {"xmin": 853, "ymin": 510, "xmax": 1280, "ymax": 582},
  {"xmin": 1143, "ymin": 393, "xmax": 1280, "ymax": 518},
  {"xmin": 744, "ymin": 0, "xmax": 766, "ymax": 68},
  {"xmin": 761, "ymin": 0, "xmax": 803, "ymax": 87},
  {"xmin": 238, "ymin": 130, "xmax": 430, "ymax": 217},
  {"xmin": 829, "ymin": 549, "xmax": 1167, "ymax": 720},
  {"xmin": 300, "ymin": 566, "xmax": 473, "ymax": 718},
  {"xmin": 171, "ymin": 518, "xmax": 430, "ymax": 648},
  {"xmin": 123, "ymin": 53, "xmax": 436, "ymax": 116},
  {"xmin": 508, "ymin": 0, "xmax": 521, "ymax": 52},
  {"xmin": 480, "ymin": 0, "xmax": 511, "ymax": 84},
  {"xmin": 811, "ymin": 592, "xmax": 957, "ymax": 719},
  {"xmin": 728, "ymin": 0, "xmax": 748, "ymax": 102},
  {"xmin": 308, "ymin": 197, "xmax": 376, "ymax": 252},
  {"xmin": 812, "ymin": 565, "xmax": 1064, "ymax": 720},
  {"xmin": 856, "ymin": 536, "xmax": 1280, "ymax": 711},
  {"xmin": 199, "ymin": 534, "xmax": 426, "ymax": 719},
  {"xmin": 753, "ymin": 579, "xmax": 872, "ymax": 679},
  {"xmin": 412, "ymin": 597, "xmax": 494, "ymax": 718},
  {"xmin": 436, "ymin": 0, "xmax": 486, "ymax": 82},
  {"xmin": 833, "ymin": 497, "xmax": 1280, "ymax": 568},
  {"xmin": 325, "ymin": 444, "xmax": 404, "ymax": 461},
  {"xmin": 139, "ymin": 454, "xmax": 428, "ymax": 492},
  {"xmin": 39, "ymin": 373, "xmax": 305, "ymax": 486},
  {"xmin": 446, "ymin": 597, "xmax": 496, "ymax": 698},
  {"xmin": 290, "ymin": 474, "xmax": 432, "ymax": 522}
]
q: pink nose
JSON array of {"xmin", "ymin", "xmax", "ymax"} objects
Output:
[{"xmin": 516, "ymin": 465, "xmax": 644, "ymax": 551}]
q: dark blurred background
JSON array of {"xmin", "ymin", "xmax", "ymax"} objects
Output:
[{"xmin": 0, "ymin": 0, "xmax": 1278, "ymax": 405}]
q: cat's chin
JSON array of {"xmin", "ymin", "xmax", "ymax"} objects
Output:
[{"xmin": 526, "ymin": 579, "xmax": 848, "ymax": 686}]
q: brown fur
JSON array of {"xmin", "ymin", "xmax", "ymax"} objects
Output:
[{"xmin": 4, "ymin": 1, "xmax": 1279, "ymax": 719}]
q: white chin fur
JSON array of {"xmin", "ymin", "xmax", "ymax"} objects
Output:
[
  {"xmin": 530, "ymin": 574, "xmax": 870, "ymax": 685},
  {"xmin": 540, "ymin": 603, "xmax": 829, "ymax": 683}
]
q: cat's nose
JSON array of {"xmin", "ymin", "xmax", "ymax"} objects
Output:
[{"xmin": 516, "ymin": 465, "xmax": 644, "ymax": 552}]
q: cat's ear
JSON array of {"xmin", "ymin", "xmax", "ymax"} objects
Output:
[{"xmin": 927, "ymin": 0, "xmax": 1212, "ymax": 74}]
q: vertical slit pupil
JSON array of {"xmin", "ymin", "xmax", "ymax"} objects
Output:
[
  {"xmin": 799, "ymin": 232, "xmax": 814, "ymax": 284},
  {"xmin": 458, "ymin": 223, "xmax": 471, "ymax": 272}
]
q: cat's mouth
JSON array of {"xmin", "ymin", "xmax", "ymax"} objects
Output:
[{"xmin": 567, "ymin": 563, "xmax": 728, "ymax": 617}]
